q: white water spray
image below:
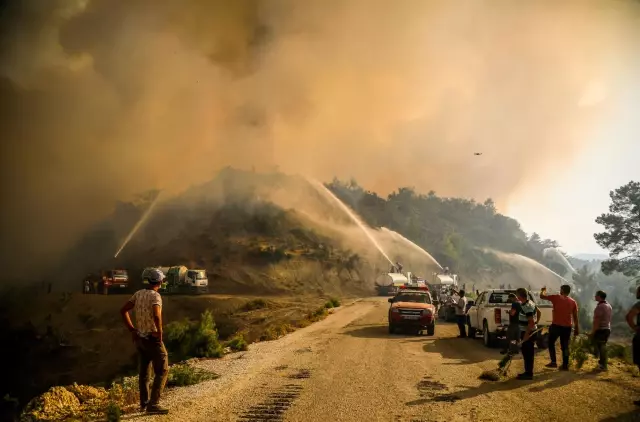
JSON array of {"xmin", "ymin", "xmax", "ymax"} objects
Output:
[
  {"xmin": 114, "ymin": 192, "xmax": 163, "ymax": 258},
  {"xmin": 543, "ymin": 247, "xmax": 577, "ymax": 274},
  {"xmin": 484, "ymin": 248, "xmax": 572, "ymax": 289},
  {"xmin": 380, "ymin": 227, "xmax": 443, "ymax": 269},
  {"xmin": 306, "ymin": 178, "xmax": 394, "ymax": 265}
]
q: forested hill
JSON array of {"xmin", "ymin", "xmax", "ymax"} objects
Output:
[{"xmin": 326, "ymin": 179, "xmax": 567, "ymax": 277}]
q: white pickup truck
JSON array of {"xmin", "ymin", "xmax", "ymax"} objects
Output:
[{"xmin": 467, "ymin": 289, "xmax": 553, "ymax": 348}]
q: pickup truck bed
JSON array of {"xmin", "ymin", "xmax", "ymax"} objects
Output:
[{"xmin": 467, "ymin": 289, "xmax": 552, "ymax": 348}]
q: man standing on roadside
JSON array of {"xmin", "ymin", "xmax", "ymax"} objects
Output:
[
  {"xmin": 540, "ymin": 284, "xmax": 579, "ymax": 370},
  {"xmin": 120, "ymin": 269, "xmax": 169, "ymax": 415},
  {"xmin": 454, "ymin": 289, "xmax": 468, "ymax": 338},
  {"xmin": 516, "ymin": 288, "xmax": 538, "ymax": 380},
  {"xmin": 625, "ymin": 286, "xmax": 640, "ymax": 407},
  {"xmin": 501, "ymin": 293, "xmax": 521, "ymax": 355},
  {"xmin": 591, "ymin": 290, "xmax": 612, "ymax": 371}
]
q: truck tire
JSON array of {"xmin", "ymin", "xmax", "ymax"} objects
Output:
[
  {"xmin": 468, "ymin": 326, "xmax": 477, "ymax": 338},
  {"xmin": 426, "ymin": 323, "xmax": 435, "ymax": 336},
  {"xmin": 388, "ymin": 324, "xmax": 396, "ymax": 334},
  {"xmin": 483, "ymin": 321, "xmax": 496, "ymax": 348}
]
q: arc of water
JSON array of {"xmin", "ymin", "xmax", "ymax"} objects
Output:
[
  {"xmin": 114, "ymin": 192, "xmax": 163, "ymax": 258},
  {"xmin": 306, "ymin": 178, "xmax": 394, "ymax": 266},
  {"xmin": 380, "ymin": 227, "xmax": 443, "ymax": 269}
]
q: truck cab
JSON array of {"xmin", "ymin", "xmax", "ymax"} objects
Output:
[
  {"xmin": 467, "ymin": 289, "xmax": 552, "ymax": 348},
  {"xmin": 388, "ymin": 287, "xmax": 436, "ymax": 336},
  {"xmin": 186, "ymin": 269, "xmax": 209, "ymax": 294},
  {"xmin": 101, "ymin": 269, "xmax": 129, "ymax": 292}
]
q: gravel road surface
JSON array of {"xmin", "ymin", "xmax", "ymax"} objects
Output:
[{"xmin": 134, "ymin": 297, "xmax": 640, "ymax": 422}]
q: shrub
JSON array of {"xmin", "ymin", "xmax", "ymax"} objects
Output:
[
  {"xmin": 105, "ymin": 402, "xmax": 121, "ymax": 422},
  {"xmin": 227, "ymin": 334, "xmax": 248, "ymax": 352},
  {"xmin": 259, "ymin": 323, "xmax": 295, "ymax": 341},
  {"xmin": 165, "ymin": 310, "xmax": 224, "ymax": 362},
  {"xmin": 569, "ymin": 335, "xmax": 593, "ymax": 369},
  {"xmin": 308, "ymin": 307, "xmax": 328, "ymax": 322},
  {"xmin": 20, "ymin": 386, "xmax": 81, "ymax": 421},
  {"xmin": 167, "ymin": 364, "xmax": 217, "ymax": 387},
  {"xmin": 107, "ymin": 376, "xmax": 138, "ymax": 409},
  {"xmin": 242, "ymin": 299, "xmax": 268, "ymax": 312},
  {"xmin": 607, "ymin": 342, "xmax": 632, "ymax": 362},
  {"xmin": 325, "ymin": 297, "xmax": 341, "ymax": 308}
]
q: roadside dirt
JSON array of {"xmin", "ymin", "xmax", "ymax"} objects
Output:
[
  {"xmin": 2, "ymin": 291, "xmax": 338, "ymax": 407},
  {"xmin": 139, "ymin": 297, "xmax": 640, "ymax": 422}
]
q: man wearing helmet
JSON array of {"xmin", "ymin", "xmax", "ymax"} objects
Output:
[{"xmin": 120, "ymin": 269, "xmax": 169, "ymax": 415}]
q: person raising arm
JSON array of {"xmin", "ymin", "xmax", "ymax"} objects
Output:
[{"xmin": 540, "ymin": 285, "xmax": 578, "ymax": 371}]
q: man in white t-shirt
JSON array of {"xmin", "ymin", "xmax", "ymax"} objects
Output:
[
  {"xmin": 454, "ymin": 289, "xmax": 468, "ymax": 338},
  {"xmin": 120, "ymin": 269, "xmax": 169, "ymax": 415}
]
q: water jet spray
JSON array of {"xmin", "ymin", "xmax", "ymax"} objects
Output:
[
  {"xmin": 380, "ymin": 227, "xmax": 443, "ymax": 269},
  {"xmin": 306, "ymin": 178, "xmax": 394, "ymax": 266},
  {"xmin": 114, "ymin": 191, "xmax": 163, "ymax": 258}
]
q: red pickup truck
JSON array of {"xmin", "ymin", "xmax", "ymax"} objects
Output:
[{"xmin": 388, "ymin": 288, "xmax": 437, "ymax": 336}]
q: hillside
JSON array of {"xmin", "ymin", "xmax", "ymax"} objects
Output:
[{"xmin": 53, "ymin": 168, "xmax": 575, "ymax": 295}]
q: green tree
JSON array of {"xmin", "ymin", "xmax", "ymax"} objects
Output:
[{"xmin": 594, "ymin": 181, "xmax": 640, "ymax": 277}]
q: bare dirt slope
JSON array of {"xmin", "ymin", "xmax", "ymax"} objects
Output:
[{"xmin": 142, "ymin": 297, "xmax": 640, "ymax": 422}]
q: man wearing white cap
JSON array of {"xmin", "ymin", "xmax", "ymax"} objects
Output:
[{"xmin": 120, "ymin": 268, "xmax": 169, "ymax": 415}]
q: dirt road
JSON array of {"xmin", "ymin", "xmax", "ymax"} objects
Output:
[{"xmin": 141, "ymin": 298, "xmax": 640, "ymax": 422}]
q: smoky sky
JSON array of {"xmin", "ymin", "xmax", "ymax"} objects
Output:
[{"xmin": 1, "ymin": 0, "xmax": 639, "ymax": 277}]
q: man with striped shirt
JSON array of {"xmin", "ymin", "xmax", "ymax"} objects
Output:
[{"xmin": 516, "ymin": 288, "xmax": 538, "ymax": 380}]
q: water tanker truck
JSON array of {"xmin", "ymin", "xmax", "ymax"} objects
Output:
[
  {"xmin": 375, "ymin": 272, "xmax": 408, "ymax": 296},
  {"xmin": 427, "ymin": 272, "xmax": 460, "ymax": 322},
  {"xmin": 142, "ymin": 266, "xmax": 209, "ymax": 294}
]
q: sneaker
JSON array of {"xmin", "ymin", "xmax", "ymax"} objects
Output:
[
  {"xmin": 516, "ymin": 373, "xmax": 533, "ymax": 380},
  {"xmin": 597, "ymin": 365, "xmax": 608, "ymax": 372},
  {"xmin": 559, "ymin": 365, "xmax": 569, "ymax": 371},
  {"xmin": 545, "ymin": 362, "xmax": 557, "ymax": 368},
  {"xmin": 146, "ymin": 405, "xmax": 170, "ymax": 415},
  {"xmin": 139, "ymin": 402, "xmax": 149, "ymax": 412}
]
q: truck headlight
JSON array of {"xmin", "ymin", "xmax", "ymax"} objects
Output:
[
  {"xmin": 422, "ymin": 309, "xmax": 432, "ymax": 316},
  {"xmin": 391, "ymin": 308, "xmax": 400, "ymax": 314}
]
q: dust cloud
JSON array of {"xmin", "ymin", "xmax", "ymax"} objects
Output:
[{"xmin": 1, "ymin": 0, "xmax": 639, "ymax": 278}]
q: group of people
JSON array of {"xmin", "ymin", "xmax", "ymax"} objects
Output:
[
  {"xmin": 452, "ymin": 283, "xmax": 640, "ymax": 405},
  {"xmin": 118, "ymin": 267, "xmax": 640, "ymax": 414}
]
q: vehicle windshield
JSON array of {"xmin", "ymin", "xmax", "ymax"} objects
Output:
[
  {"xmin": 488, "ymin": 291, "xmax": 516, "ymax": 304},
  {"xmin": 394, "ymin": 293, "xmax": 432, "ymax": 304},
  {"xmin": 188, "ymin": 270, "xmax": 207, "ymax": 280}
]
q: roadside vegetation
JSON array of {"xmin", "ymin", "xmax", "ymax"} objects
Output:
[
  {"xmin": 20, "ymin": 363, "xmax": 219, "ymax": 422},
  {"xmin": 569, "ymin": 335, "xmax": 635, "ymax": 371},
  {"xmin": 16, "ymin": 299, "xmax": 342, "ymax": 421}
]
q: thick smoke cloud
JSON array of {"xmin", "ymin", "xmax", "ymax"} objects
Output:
[{"xmin": 1, "ymin": 0, "xmax": 639, "ymax": 277}]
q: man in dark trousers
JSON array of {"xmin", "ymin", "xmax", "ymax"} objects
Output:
[
  {"xmin": 454, "ymin": 289, "xmax": 468, "ymax": 338},
  {"xmin": 591, "ymin": 290, "xmax": 612, "ymax": 371},
  {"xmin": 120, "ymin": 269, "xmax": 169, "ymax": 415},
  {"xmin": 540, "ymin": 284, "xmax": 579, "ymax": 370},
  {"xmin": 516, "ymin": 288, "xmax": 538, "ymax": 380},
  {"xmin": 626, "ymin": 286, "xmax": 640, "ymax": 406},
  {"xmin": 501, "ymin": 293, "xmax": 521, "ymax": 355}
]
